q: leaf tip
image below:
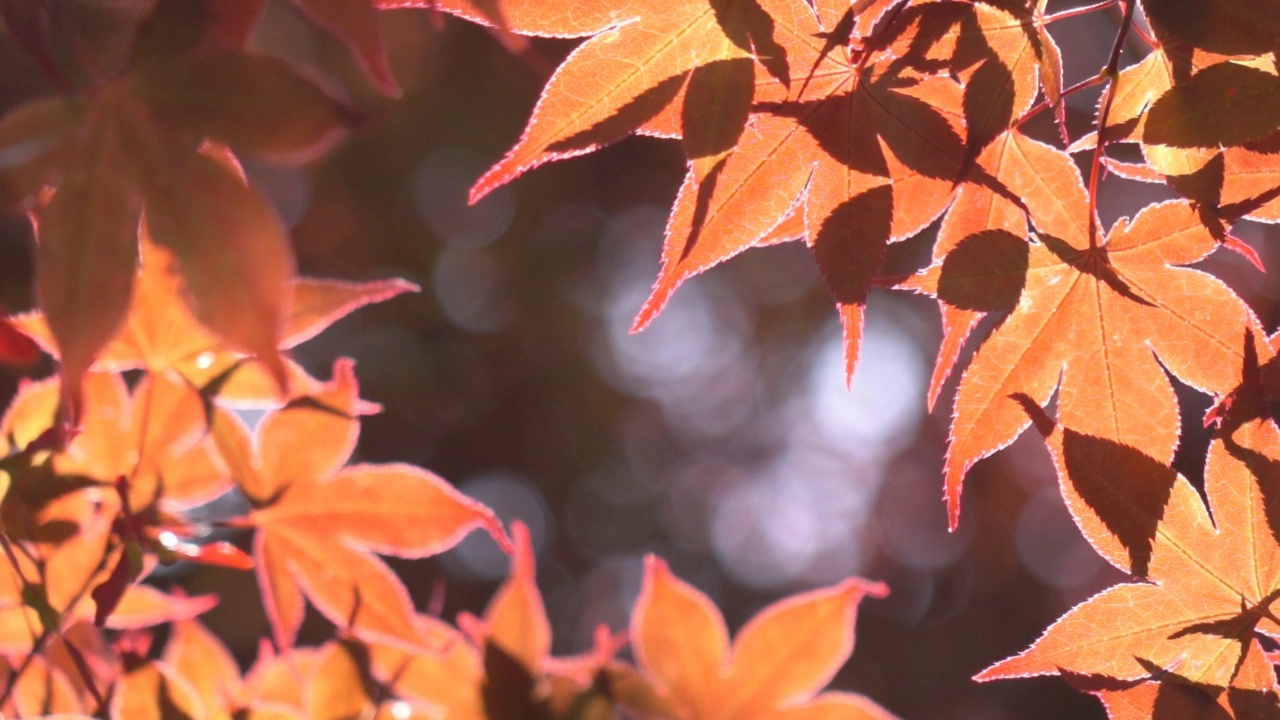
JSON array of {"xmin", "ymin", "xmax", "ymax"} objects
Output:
[
  {"xmin": 488, "ymin": 518, "xmax": 515, "ymax": 556},
  {"xmin": 641, "ymin": 553, "xmax": 670, "ymax": 581},
  {"xmin": 943, "ymin": 464, "xmax": 964, "ymax": 533},
  {"xmin": 468, "ymin": 170, "xmax": 503, "ymax": 207},
  {"xmin": 631, "ymin": 280, "xmax": 676, "ymax": 334}
]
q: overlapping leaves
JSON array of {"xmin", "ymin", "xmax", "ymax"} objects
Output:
[
  {"xmin": 420, "ymin": 0, "xmax": 1280, "ymax": 715},
  {"xmin": 0, "ymin": 0, "xmax": 370, "ymax": 422},
  {"xmin": 226, "ymin": 360, "xmax": 507, "ymax": 651},
  {"xmin": 435, "ymin": 0, "xmax": 1048, "ymax": 375},
  {"xmin": 976, "ymin": 343, "xmax": 1280, "ymax": 715}
]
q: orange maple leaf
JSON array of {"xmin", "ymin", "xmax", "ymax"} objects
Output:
[
  {"xmin": 431, "ymin": 0, "xmax": 1054, "ymax": 379},
  {"xmin": 1069, "ymin": 643, "xmax": 1280, "ymax": 720},
  {"xmin": 928, "ymin": 199, "xmax": 1265, "ymax": 528},
  {"xmin": 13, "ymin": 238, "xmax": 417, "ymax": 406},
  {"xmin": 242, "ymin": 360, "xmax": 506, "ymax": 651},
  {"xmin": 631, "ymin": 556, "xmax": 891, "ymax": 720},
  {"xmin": 977, "ymin": 397, "xmax": 1280, "ymax": 691}
]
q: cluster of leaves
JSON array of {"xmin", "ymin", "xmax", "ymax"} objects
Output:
[
  {"xmin": 5, "ymin": 0, "xmax": 1280, "ymax": 716},
  {"xmin": 0, "ymin": 0, "xmax": 895, "ymax": 718},
  {"xmin": 402, "ymin": 0, "xmax": 1280, "ymax": 716}
]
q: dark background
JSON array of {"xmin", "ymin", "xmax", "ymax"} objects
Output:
[{"xmin": 2, "ymin": 2, "xmax": 1278, "ymax": 718}]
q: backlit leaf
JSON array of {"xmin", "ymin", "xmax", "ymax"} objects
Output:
[
  {"xmin": 248, "ymin": 364, "xmax": 505, "ymax": 649},
  {"xmin": 141, "ymin": 144, "xmax": 295, "ymax": 395},
  {"xmin": 978, "ymin": 377, "xmax": 1280, "ymax": 689},
  {"xmin": 941, "ymin": 200, "xmax": 1264, "ymax": 528},
  {"xmin": 630, "ymin": 556, "xmax": 891, "ymax": 720},
  {"xmin": 36, "ymin": 89, "xmax": 141, "ymax": 423},
  {"xmin": 1145, "ymin": 62, "xmax": 1280, "ymax": 149},
  {"xmin": 135, "ymin": 51, "xmax": 359, "ymax": 164}
]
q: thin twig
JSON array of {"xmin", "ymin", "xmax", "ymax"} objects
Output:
[
  {"xmin": 1087, "ymin": 0, "xmax": 1136, "ymax": 248},
  {"xmin": 1045, "ymin": 0, "xmax": 1118, "ymax": 24}
]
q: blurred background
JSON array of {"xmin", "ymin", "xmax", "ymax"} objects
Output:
[{"xmin": 2, "ymin": 2, "xmax": 1279, "ymax": 718}]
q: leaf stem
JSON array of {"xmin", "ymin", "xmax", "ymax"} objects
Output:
[
  {"xmin": 1045, "ymin": 0, "xmax": 1117, "ymax": 24},
  {"xmin": 1086, "ymin": 0, "xmax": 1135, "ymax": 249}
]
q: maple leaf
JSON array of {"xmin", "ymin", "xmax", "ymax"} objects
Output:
[
  {"xmin": 436, "ymin": 0, "xmax": 1047, "ymax": 378},
  {"xmin": 370, "ymin": 613, "xmax": 487, "ymax": 720},
  {"xmin": 33, "ymin": 93, "xmax": 140, "ymax": 425},
  {"xmin": 12, "ymin": 238, "xmax": 418, "ymax": 406},
  {"xmin": 0, "ymin": 652, "xmax": 88, "ymax": 716},
  {"xmin": 904, "ymin": 128, "xmax": 1084, "ymax": 409},
  {"xmin": 162, "ymin": 618, "xmax": 245, "ymax": 717},
  {"xmin": 1074, "ymin": 48, "xmax": 1280, "ymax": 229},
  {"xmin": 452, "ymin": 0, "xmax": 781, "ymax": 204},
  {"xmin": 0, "ymin": 0, "xmax": 377, "ymax": 421},
  {"xmin": 370, "ymin": 521, "xmax": 556, "ymax": 718},
  {"xmin": 166, "ymin": 617, "xmax": 389, "ymax": 719},
  {"xmin": 630, "ymin": 555, "xmax": 890, "ymax": 720},
  {"xmin": 1069, "ymin": 643, "xmax": 1280, "ymax": 720},
  {"xmin": 242, "ymin": 360, "xmax": 507, "ymax": 651},
  {"xmin": 932, "ymin": 198, "xmax": 1266, "ymax": 528},
  {"xmin": 111, "ymin": 659, "xmax": 204, "ymax": 720},
  {"xmin": 632, "ymin": 0, "xmax": 1006, "ymax": 378},
  {"xmin": 369, "ymin": 521, "xmax": 671, "ymax": 719},
  {"xmin": 0, "ymin": 371, "xmax": 226, "ymax": 511},
  {"xmin": 1142, "ymin": 0, "xmax": 1280, "ymax": 57},
  {"xmin": 976, "ymin": 382, "xmax": 1280, "ymax": 690},
  {"xmin": 0, "ymin": 510, "xmax": 215, "ymax": 654}
]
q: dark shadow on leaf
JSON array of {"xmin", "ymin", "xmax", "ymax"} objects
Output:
[
  {"xmin": 1057, "ymin": 430, "xmax": 1179, "ymax": 577},
  {"xmin": 1144, "ymin": 0, "xmax": 1280, "ymax": 56},
  {"xmin": 282, "ymin": 394, "xmax": 357, "ymax": 419},
  {"xmin": 1172, "ymin": 591, "xmax": 1280, "ymax": 651},
  {"xmin": 547, "ymin": 73, "xmax": 687, "ymax": 154},
  {"xmin": 1010, "ymin": 392, "xmax": 1055, "ymax": 438},
  {"xmin": 156, "ymin": 675, "xmax": 198, "ymax": 720},
  {"xmin": 1038, "ymin": 234, "xmax": 1154, "ymax": 307},
  {"xmin": 811, "ymin": 185, "xmax": 893, "ymax": 306},
  {"xmin": 877, "ymin": 2, "xmax": 974, "ymax": 79},
  {"xmin": 871, "ymin": 79, "xmax": 966, "ymax": 180},
  {"xmin": 10, "ymin": 467, "xmax": 101, "ymax": 510},
  {"xmin": 336, "ymin": 637, "xmax": 381, "ymax": 704},
  {"xmin": 1220, "ymin": 436, "xmax": 1280, "ymax": 552},
  {"xmin": 1170, "ymin": 593, "xmax": 1280, "ymax": 676},
  {"xmin": 936, "ymin": 230, "xmax": 1028, "ymax": 312},
  {"xmin": 1100, "ymin": 116, "xmax": 1141, "ymax": 145},
  {"xmin": 1214, "ymin": 333, "xmax": 1280, "ymax": 547},
  {"xmin": 1152, "ymin": 679, "xmax": 1235, "ymax": 720},
  {"xmin": 1061, "ymin": 668, "xmax": 1147, "ymax": 694},
  {"xmin": 1245, "ymin": 128, "xmax": 1280, "ymax": 154},
  {"xmin": 683, "ymin": 58, "xmax": 754, "ymax": 161},
  {"xmin": 797, "ymin": 7, "xmax": 854, "ymax": 101},
  {"xmin": 711, "ymin": 0, "xmax": 789, "ymax": 88},
  {"xmin": 1219, "ymin": 177, "xmax": 1280, "ymax": 222},
  {"xmin": 1225, "ymin": 686, "xmax": 1280, "ymax": 719},
  {"xmin": 482, "ymin": 641, "xmax": 552, "ymax": 720},
  {"xmin": 962, "ymin": 54, "xmax": 1015, "ymax": 157},
  {"xmin": 1169, "ymin": 151, "xmax": 1225, "ymax": 210},
  {"xmin": 1068, "ymin": 664, "xmax": 1280, "ymax": 718},
  {"xmin": 678, "ymin": 157, "xmax": 728, "ymax": 262},
  {"xmin": 1145, "ymin": 63, "xmax": 1280, "ymax": 149},
  {"xmin": 755, "ymin": 84, "xmax": 890, "ymax": 178}
]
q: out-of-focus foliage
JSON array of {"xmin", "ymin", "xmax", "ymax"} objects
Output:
[{"xmin": 2, "ymin": 1, "xmax": 1280, "ymax": 719}]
